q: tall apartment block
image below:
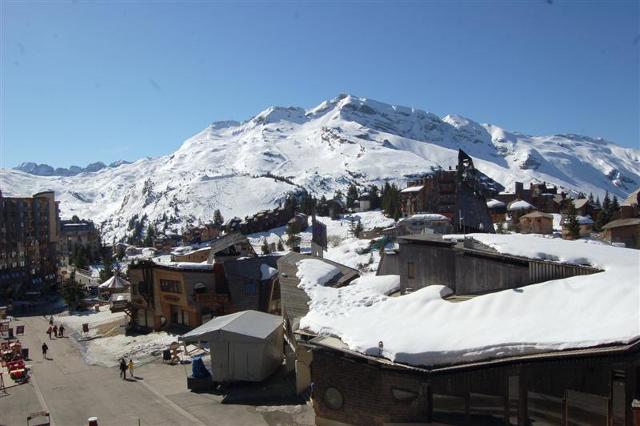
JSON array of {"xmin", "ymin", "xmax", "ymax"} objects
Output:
[{"xmin": 0, "ymin": 190, "xmax": 60, "ymax": 300}]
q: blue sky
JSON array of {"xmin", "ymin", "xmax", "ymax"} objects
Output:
[{"xmin": 1, "ymin": 0, "xmax": 638, "ymax": 168}]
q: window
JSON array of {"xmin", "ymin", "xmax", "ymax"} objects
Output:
[
  {"xmin": 566, "ymin": 390, "xmax": 608, "ymax": 426},
  {"xmin": 160, "ymin": 279, "xmax": 181, "ymax": 294},
  {"xmin": 407, "ymin": 262, "xmax": 416, "ymax": 280},
  {"xmin": 527, "ymin": 391, "xmax": 562, "ymax": 426},
  {"xmin": 324, "ymin": 387, "xmax": 344, "ymax": 410}
]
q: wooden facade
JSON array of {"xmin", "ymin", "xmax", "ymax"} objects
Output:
[
  {"xmin": 393, "ymin": 235, "xmax": 601, "ymax": 295},
  {"xmin": 309, "ymin": 340, "xmax": 640, "ymax": 426}
]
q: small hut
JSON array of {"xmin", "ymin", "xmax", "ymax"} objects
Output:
[
  {"xmin": 180, "ymin": 310, "xmax": 283, "ymax": 383},
  {"xmin": 519, "ymin": 211, "xmax": 554, "ymax": 235}
]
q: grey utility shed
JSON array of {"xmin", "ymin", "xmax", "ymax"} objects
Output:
[{"xmin": 180, "ymin": 310, "xmax": 283, "ymax": 383}]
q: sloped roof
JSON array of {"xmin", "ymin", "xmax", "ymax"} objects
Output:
[
  {"xmin": 572, "ymin": 198, "xmax": 591, "ymax": 209},
  {"xmin": 602, "ymin": 218, "xmax": 640, "ymax": 230},
  {"xmin": 520, "ymin": 211, "xmax": 553, "ymax": 220},
  {"xmin": 180, "ymin": 310, "xmax": 282, "ymax": 342}
]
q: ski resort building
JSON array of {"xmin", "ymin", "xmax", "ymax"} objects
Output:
[
  {"xmin": 59, "ymin": 218, "xmax": 101, "ymax": 261},
  {"xmin": 128, "ymin": 234, "xmax": 280, "ymax": 331},
  {"xmin": 0, "ymin": 190, "xmax": 60, "ymax": 300},
  {"xmin": 294, "ymin": 234, "xmax": 639, "ymax": 426},
  {"xmin": 399, "ymin": 150, "xmax": 500, "ymax": 233}
]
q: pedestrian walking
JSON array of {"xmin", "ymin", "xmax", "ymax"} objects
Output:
[
  {"xmin": 58, "ymin": 325, "xmax": 65, "ymax": 337},
  {"xmin": 52, "ymin": 325, "xmax": 58, "ymax": 337},
  {"xmin": 42, "ymin": 343, "xmax": 48, "ymax": 359},
  {"xmin": 128, "ymin": 359, "xmax": 134, "ymax": 378},
  {"xmin": 46, "ymin": 326, "xmax": 52, "ymax": 339},
  {"xmin": 119, "ymin": 358, "xmax": 127, "ymax": 380},
  {"xmin": 49, "ymin": 316, "xmax": 53, "ymax": 325}
]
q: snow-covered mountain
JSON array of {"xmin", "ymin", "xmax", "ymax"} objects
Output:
[
  {"xmin": 2, "ymin": 94, "xmax": 638, "ymax": 242},
  {"xmin": 14, "ymin": 160, "xmax": 131, "ymax": 177}
]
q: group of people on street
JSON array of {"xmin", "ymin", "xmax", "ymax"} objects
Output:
[
  {"xmin": 119, "ymin": 357, "xmax": 135, "ymax": 380},
  {"xmin": 46, "ymin": 316, "xmax": 64, "ymax": 339}
]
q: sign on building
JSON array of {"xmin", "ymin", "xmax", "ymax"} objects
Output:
[{"xmin": 312, "ymin": 216, "xmax": 328, "ymax": 250}]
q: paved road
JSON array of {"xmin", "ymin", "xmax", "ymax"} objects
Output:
[{"xmin": 1, "ymin": 313, "xmax": 313, "ymax": 426}]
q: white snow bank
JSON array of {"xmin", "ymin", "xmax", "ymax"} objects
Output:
[
  {"xmin": 53, "ymin": 306, "xmax": 127, "ymax": 337},
  {"xmin": 302, "ymin": 234, "xmax": 640, "ymax": 367},
  {"xmin": 83, "ymin": 331, "xmax": 178, "ymax": 367}
]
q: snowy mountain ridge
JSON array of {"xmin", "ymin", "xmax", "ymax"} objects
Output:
[
  {"xmin": 2, "ymin": 94, "xmax": 639, "ymax": 242},
  {"xmin": 15, "ymin": 160, "xmax": 132, "ymax": 177}
]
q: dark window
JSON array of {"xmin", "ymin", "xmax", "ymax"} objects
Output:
[
  {"xmin": 407, "ymin": 262, "xmax": 416, "ymax": 280},
  {"xmin": 527, "ymin": 391, "xmax": 562, "ymax": 426},
  {"xmin": 432, "ymin": 394, "xmax": 466, "ymax": 425},
  {"xmin": 160, "ymin": 279, "xmax": 181, "ymax": 294},
  {"xmin": 566, "ymin": 390, "xmax": 608, "ymax": 426}
]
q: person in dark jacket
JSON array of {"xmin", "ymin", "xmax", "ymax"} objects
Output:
[
  {"xmin": 42, "ymin": 343, "xmax": 48, "ymax": 359},
  {"xmin": 58, "ymin": 325, "xmax": 65, "ymax": 337},
  {"xmin": 119, "ymin": 358, "xmax": 127, "ymax": 379}
]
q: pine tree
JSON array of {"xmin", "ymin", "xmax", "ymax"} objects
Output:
[
  {"xmin": 213, "ymin": 209, "xmax": 224, "ymax": 227},
  {"xmin": 99, "ymin": 250, "xmax": 115, "ymax": 283},
  {"xmin": 611, "ymin": 195, "xmax": 620, "ymax": 213},
  {"xmin": 285, "ymin": 224, "xmax": 301, "ymax": 249},
  {"xmin": 566, "ymin": 202, "xmax": 581, "ymax": 239},
  {"xmin": 369, "ymin": 184, "xmax": 381, "ymax": 209},
  {"xmin": 588, "ymin": 193, "xmax": 594, "ymax": 203},
  {"xmin": 261, "ymin": 238, "xmax": 270, "ymax": 254},
  {"xmin": 61, "ymin": 271, "xmax": 85, "ymax": 311},
  {"xmin": 346, "ymin": 184, "xmax": 359, "ymax": 209},
  {"xmin": 277, "ymin": 239, "xmax": 285, "ymax": 251},
  {"xmin": 143, "ymin": 224, "xmax": 156, "ymax": 247},
  {"xmin": 334, "ymin": 190, "xmax": 344, "ymax": 203},
  {"xmin": 596, "ymin": 191, "xmax": 612, "ymax": 230}
]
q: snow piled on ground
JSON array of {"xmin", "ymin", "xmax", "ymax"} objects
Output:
[
  {"xmin": 54, "ymin": 306, "xmax": 179, "ymax": 367},
  {"xmin": 300, "ymin": 234, "xmax": 640, "ymax": 367},
  {"xmin": 83, "ymin": 332, "xmax": 178, "ymax": 368}
]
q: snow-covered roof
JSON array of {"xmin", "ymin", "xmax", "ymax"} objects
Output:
[
  {"xmin": 576, "ymin": 215, "xmax": 594, "ymax": 225},
  {"xmin": 180, "ymin": 310, "xmax": 282, "ymax": 342},
  {"xmin": 401, "ymin": 185, "xmax": 424, "ymax": 193},
  {"xmin": 299, "ymin": 234, "xmax": 640, "ymax": 368},
  {"xmin": 486, "ymin": 199, "xmax": 506, "ymax": 209},
  {"xmin": 260, "ymin": 264, "xmax": 278, "ymax": 280},
  {"xmin": 507, "ymin": 200, "xmax": 535, "ymax": 211},
  {"xmin": 162, "ymin": 262, "xmax": 214, "ymax": 271},
  {"xmin": 401, "ymin": 213, "xmax": 450, "ymax": 223}
]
